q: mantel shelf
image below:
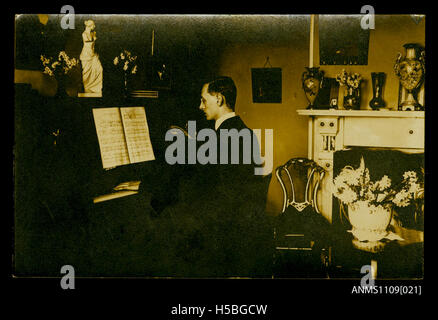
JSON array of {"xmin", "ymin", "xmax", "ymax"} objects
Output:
[{"xmin": 297, "ymin": 109, "xmax": 425, "ymax": 118}]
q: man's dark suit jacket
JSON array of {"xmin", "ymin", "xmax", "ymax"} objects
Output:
[
  {"xmin": 152, "ymin": 115, "xmax": 273, "ymax": 277},
  {"xmin": 214, "ymin": 115, "xmax": 263, "ymax": 209},
  {"xmin": 203, "ymin": 115, "xmax": 272, "ymax": 277}
]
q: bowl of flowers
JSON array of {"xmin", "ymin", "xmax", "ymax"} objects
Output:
[{"xmin": 333, "ymin": 156, "xmax": 422, "ymax": 242}]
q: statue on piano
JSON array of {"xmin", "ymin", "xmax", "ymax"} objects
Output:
[{"xmin": 80, "ymin": 20, "xmax": 103, "ymax": 95}]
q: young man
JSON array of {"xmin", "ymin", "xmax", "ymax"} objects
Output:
[
  {"xmin": 198, "ymin": 76, "xmax": 262, "ymax": 201},
  {"xmin": 197, "ymin": 76, "xmax": 272, "ymax": 277},
  {"xmin": 199, "ymin": 76, "xmax": 253, "ymax": 132},
  {"xmin": 199, "ymin": 76, "xmax": 239, "ymax": 130}
]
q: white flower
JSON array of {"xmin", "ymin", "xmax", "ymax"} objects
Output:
[
  {"xmin": 345, "ymin": 170, "xmax": 362, "ymax": 186},
  {"xmin": 392, "ymin": 189, "xmax": 412, "ymax": 207},
  {"xmin": 333, "ymin": 175, "xmax": 346, "ymax": 188},
  {"xmin": 69, "ymin": 58, "xmax": 78, "ymax": 67},
  {"xmin": 415, "ymin": 187, "xmax": 424, "ymax": 200},
  {"xmin": 113, "ymin": 57, "xmax": 119, "ymax": 65},
  {"xmin": 336, "ymin": 69, "xmax": 361, "ymax": 88},
  {"xmin": 44, "ymin": 66, "xmax": 53, "ymax": 76},
  {"xmin": 333, "ymin": 179, "xmax": 357, "ymax": 204},
  {"xmin": 374, "ymin": 175, "xmax": 391, "ymax": 191},
  {"xmin": 41, "ymin": 55, "xmax": 50, "ymax": 66},
  {"xmin": 403, "ymin": 171, "xmax": 417, "ymax": 182},
  {"xmin": 131, "ymin": 65, "xmax": 138, "ymax": 74},
  {"xmin": 380, "ymin": 175, "xmax": 391, "ymax": 189},
  {"xmin": 408, "ymin": 182, "xmax": 421, "ymax": 195},
  {"xmin": 58, "ymin": 51, "xmax": 68, "ymax": 61},
  {"xmin": 123, "ymin": 61, "xmax": 129, "ymax": 71},
  {"xmin": 335, "ymin": 186, "xmax": 357, "ymax": 204},
  {"xmin": 365, "ymin": 189, "xmax": 376, "ymax": 202},
  {"xmin": 376, "ymin": 192, "xmax": 388, "ymax": 203}
]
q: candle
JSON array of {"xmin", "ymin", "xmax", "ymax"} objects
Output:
[
  {"xmin": 309, "ymin": 14, "xmax": 314, "ymax": 68},
  {"xmin": 151, "ymin": 29, "xmax": 154, "ymax": 56}
]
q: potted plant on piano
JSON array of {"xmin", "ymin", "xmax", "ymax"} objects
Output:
[
  {"xmin": 40, "ymin": 51, "xmax": 79, "ymax": 97},
  {"xmin": 113, "ymin": 49, "xmax": 138, "ymax": 98},
  {"xmin": 332, "ymin": 156, "xmax": 422, "ymax": 245}
]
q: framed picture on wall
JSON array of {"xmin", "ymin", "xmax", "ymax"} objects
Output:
[
  {"xmin": 319, "ymin": 15, "xmax": 370, "ymax": 65},
  {"xmin": 251, "ymin": 68, "xmax": 282, "ymax": 103},
  {"xmin": 150, "ymin": 61, "xmax": 171, "ymax": 90}
]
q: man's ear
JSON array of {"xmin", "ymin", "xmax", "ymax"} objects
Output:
[{"xmin": 216, "ymin": 94, "xmax": 224, "ymax": 107}]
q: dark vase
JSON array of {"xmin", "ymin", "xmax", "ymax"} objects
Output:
[
  {"xmin": 343, "ymin": 87, "xmax": 360, "ymax": 110},
  {"xmin": 302, "ymin": 67, "xmax": 324, "ymax": 109},
  {"xmin": 123, "ymin": 72, "xmax": 132, "ymax": 98},
  {"xmin": 55, "ymin": 73, "xmax": 67, "ymax": 98},
  {"xmin": 369, "ymin": 72, "xmax": 386, "ymax": 110},
  {"xmin": 124, "ymin": 72, "xmax": 128, "ymax": 97}
]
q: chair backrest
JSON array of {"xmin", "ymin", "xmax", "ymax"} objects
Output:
[{"xmin": 275, "ymin": 158, "xmax": 325, "ymax": 214}]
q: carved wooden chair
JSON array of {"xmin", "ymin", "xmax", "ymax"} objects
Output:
[{"xmin": 273, "ymin": 157, "xmax": 331, "ymax": 278}]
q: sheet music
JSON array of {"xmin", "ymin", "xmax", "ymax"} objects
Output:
[
  {"xmin": 93, "ymin": 190, "xmax": 138, "ymax": 203},
  {"xmin": 92, "ymin": 108, "xmax": 130, "ymax": 169},
  {"xmin": 120, "ymin": 107, "xmax": 156, "ymax": 163}
]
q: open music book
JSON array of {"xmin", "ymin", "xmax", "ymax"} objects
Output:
[{"xmin": 92, "ymin": 107, "xmax": 155, "ymax": 169}]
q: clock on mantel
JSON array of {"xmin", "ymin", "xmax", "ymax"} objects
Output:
[{"xmin": 297, "ymin": 109, "xmax": 425, "ymax": 222}]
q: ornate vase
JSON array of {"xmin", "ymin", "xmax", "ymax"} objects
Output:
[
  {"xmin": 394, "ymin": 43, "xmax": 425, "ymax": 111},
  {"xmin": 343, "ymin": 87, "xmax": 360, "ymax": 110},
  {"xmin": 369, "ymin": 72, "xmax": 386, "ymax": 110},
  {"xmin": 302, "ymin": 67, "xmax": 324, "ymax": 109},
  {"xmin": 348, "ymin": 201, "xmax": 393, "ymax": 242}
]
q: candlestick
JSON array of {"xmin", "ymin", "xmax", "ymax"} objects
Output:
[
  {"xmin": 151, "ymin": 29, "xmax": 154, "ymax": 56},
  {"xmin": 309, "ymin": 14, "xmax": 314, "ymax": 68}
]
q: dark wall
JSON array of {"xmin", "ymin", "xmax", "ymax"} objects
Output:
[{"xmin": 15, "ymin": 14, "xmax": 226, "ymax": 127}]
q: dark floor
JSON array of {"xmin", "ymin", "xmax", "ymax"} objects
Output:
[{"xmin": 14, "ymin": 185, "xmax": 276, "ymax": 278}]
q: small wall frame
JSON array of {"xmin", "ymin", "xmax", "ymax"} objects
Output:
[{"xmin": 251, "ymin": 67, "xmax": 282, "ymax": 103}]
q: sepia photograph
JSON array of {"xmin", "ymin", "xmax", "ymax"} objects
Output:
[{"xmin": 12, "ymin": 11, "xmax": 425, "ymax": 301}]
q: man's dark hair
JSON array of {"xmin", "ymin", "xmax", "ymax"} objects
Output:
[{"xmin": 207, "ymin": 76, "xmax": 237, "ymax": 111}]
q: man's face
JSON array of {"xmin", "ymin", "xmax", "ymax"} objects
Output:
[{"xmin": 199, "ymin": 84, "xmax": 220, "ymax": 121}]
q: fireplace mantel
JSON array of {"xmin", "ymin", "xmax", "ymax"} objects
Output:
[
  {"xmin": 297, "ymin": 109, "xmax": 425, "ymax": 222},
  {"xmin": 297, "ymin": 109, "xmax": 425, "ymax": 118}
]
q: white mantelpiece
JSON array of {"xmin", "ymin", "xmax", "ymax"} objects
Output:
[
  {"xmin": 297, "ymin": 109, "xmax": 425, "ymax": 118},
  {"xmin": 297, "ymin": 109, "xmax": 425, "ymax": 222}
]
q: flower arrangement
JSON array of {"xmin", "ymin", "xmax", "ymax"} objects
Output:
[
  {"xmin": 335, "ymin": 69, "xmax": 362, "ymax": 89},
  {"xmin": 113, "ymin": 50, "xmax": 138, "ymax": 74},
  {"xmin": 40, "ymin": 51, "xmax": 79, "ymax": 77},
  {"xmin": 333, "ymin": 157, "xmax": 422, "ymax": 210}
]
